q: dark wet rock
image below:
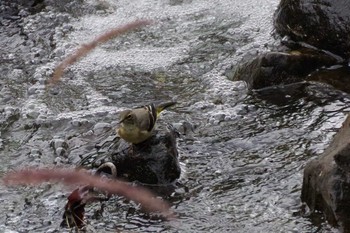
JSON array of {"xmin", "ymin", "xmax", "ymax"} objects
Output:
[
  {"xmin": 274, "ymin": 0, "xmax": 350, "ymax": 59},
  {"xmin": 252, "ymin": 82, "xmax": 311, "ymax": 106},
  {"xmin": 228, "ymin": 49, "xmax": 338, "ymax": 90},
  {"xmin": 113, "ymin": 126, "xmax": 181, "ymax": 186},
  {"xmin": 79, "ymin": 125, "xmax": 181, "ymax": 187},
  {"xmin": 301, "ymin": 114, "xmax": 350, "ymax": 232},
  {"xmin": 50, "ymin": 138, "xmax": 69, "ymax": 157},
  {"xmin": 307, "ymin": 66, "xmax": 350, "ymax": 94},
  {"xmin": 258, "ymin": 0, "xmax": 350, "ymax": 96}
]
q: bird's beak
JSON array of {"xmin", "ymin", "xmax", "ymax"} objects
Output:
[{"xmin": 119, "ymin": 116, "xmax": 129, "ymax": 124}]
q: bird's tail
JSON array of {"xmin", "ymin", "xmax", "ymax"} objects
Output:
[{"xmin": 155, "ymin": 101, "xmax": 177, "ymax": 116}]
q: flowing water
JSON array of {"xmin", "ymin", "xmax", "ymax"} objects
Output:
[{"xmin": 1, "ymin": 0, "xmax": 350, "ymax": 232}]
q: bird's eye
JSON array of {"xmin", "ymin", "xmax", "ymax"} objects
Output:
[{"xmin": 126, "ymin": 114, "xmax": 132, "ymax": 119}]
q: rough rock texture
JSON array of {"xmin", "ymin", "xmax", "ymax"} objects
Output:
[
  {"xmin": 112, "ymin": 127, "xmax": 181, "ymax": 186},
  {"xmin": 228, "ymin": 49, "xmax": 338, "ymax": 90},
  {"xmin": 302, "ymin": 114, "xmax": 350, "ymax": 232},
  {"xmin": 230, "ymin": 0, "xmax": 350, "ymax": 92},
  {"xmin": 79, "ymin": 125, "xmax": 181, "ymax": 188},
  {"xmin": 274, "ymin": 0, "xmax": 350, "ymax": 59},
  {"xmin": 307, "ymin": 66, "xmax": 350, "ymax": 94}
]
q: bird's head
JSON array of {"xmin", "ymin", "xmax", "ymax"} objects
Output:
[{"xmin": 119, "ymin": 110, "xmax": 136, "ymax": 126}]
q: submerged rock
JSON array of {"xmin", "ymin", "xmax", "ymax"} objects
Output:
[
  {"xmin": 274, "ymin": 0, "xmax": 350, "ymax": 59},
  {"xmin": 307, "ymin": 66, "xmax": 350, "ymax": 94},
  {"xmin": 228, "ymin": 49, "xmax": 338, "ymax": 90},
  {"xmin": 301, "ymin": 114, "xmax": 350, "ymax": 232}
]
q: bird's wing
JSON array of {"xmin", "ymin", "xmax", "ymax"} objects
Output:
[{"xmin": 134, "ymin": 107, "xmax": 156, "ymax": 132}]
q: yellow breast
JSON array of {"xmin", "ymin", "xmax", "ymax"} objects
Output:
[{"xmin": 117, "ymin": 125, "xmax": 152, "ymax": 144}]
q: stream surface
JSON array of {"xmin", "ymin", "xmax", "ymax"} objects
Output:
[{"xmin": 1, "ymin": 0, "xmax": 350, "ymax": 232}]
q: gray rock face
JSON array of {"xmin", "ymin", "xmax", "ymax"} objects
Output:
[
  {"xmin": 302, "ymin": 114, "xmax": 350, "ymax": 232},
  {"xmin": 274, "ymin": 0, "xmax": 350, "ymax": 58}
]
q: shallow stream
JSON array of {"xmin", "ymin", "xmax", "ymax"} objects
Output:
[{"xmin": 1, "ymin": 0, "xmax": 350, "ymax": 232}]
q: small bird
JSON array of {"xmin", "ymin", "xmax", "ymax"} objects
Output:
[{"xmin": 117, "ymin": 102, "xmax": 176, "ymax": 144}]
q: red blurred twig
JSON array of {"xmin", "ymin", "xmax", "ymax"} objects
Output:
[
  {"xmin": 48, "ymin": 20, "xmax": 152, "ymax": 86},
  {"xmin": 3, "ymin": 168, "xmax": 172, "ymax": 217},
  {"xmin": 61, "ymin": 186, "xmax": 90, "ymax": 228}
]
